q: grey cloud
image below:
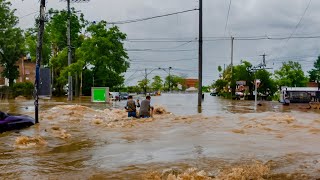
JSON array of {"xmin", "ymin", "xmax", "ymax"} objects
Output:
[{"xmin": 10, "ymin": 0, "xmax": 320, "ymax": 85}]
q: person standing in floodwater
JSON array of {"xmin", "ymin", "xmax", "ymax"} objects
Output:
[
  {"xmin": 139, "ymin": 95, "xmax": 154, "ymax": 118},
  {"xmin": 125, "ymin": 95, "xmax": 140, "ymax": 118}
]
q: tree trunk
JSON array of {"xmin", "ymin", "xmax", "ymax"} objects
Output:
[
  {"xmin": 9, "ymin": 78, "xmax": 14, "ymax": 87},
  {"xmin": 75, "ymin": 72, "xmax": 79, "ymax": 97}
]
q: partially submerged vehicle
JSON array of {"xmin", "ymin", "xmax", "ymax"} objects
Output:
[{"xmin": 0, "ymin": 112, "xmax": 35, "ymax": 133}]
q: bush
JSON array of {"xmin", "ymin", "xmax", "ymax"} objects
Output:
[
  {"xmin": 12, "ymin": 82, "xmax": 34, "ymax": 98},
  {"xmin": 0, "ymin": 86, "xmax": 13, "ymax": 99}
]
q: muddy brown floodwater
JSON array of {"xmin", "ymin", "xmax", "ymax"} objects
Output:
[{"xmin": 0, "ymin": 93, "xmax": 320, "ymax": 179}]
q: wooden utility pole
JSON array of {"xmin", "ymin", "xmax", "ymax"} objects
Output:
[
  {"xmin": 34, "ymin": 0, "xmax": 46, "ymax": 124},
  {"xmin": 198, "ymin": 0, "xmax": 203, "ymax": 110},
  {"xmin": 230, "ymin": 36, "xmax": 234, "ymax": 97}
]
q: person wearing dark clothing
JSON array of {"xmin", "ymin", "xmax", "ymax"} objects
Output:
[
  {"xmin": 139, "ymin": 96, "xmax": 154, "ymax": 118},
  {"xmin": 125, "ymin": 95, "xmax": 140, "ymax": 118}
]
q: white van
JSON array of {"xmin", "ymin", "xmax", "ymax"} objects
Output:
[{"xmin": 110, "ymin": 92, "xmax": 120, "ymax": 101}]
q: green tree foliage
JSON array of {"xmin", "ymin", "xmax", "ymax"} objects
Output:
[
  {"xmin": 165, "ymin": 75, "xmax": 185, "ymax": 90},
  {"xmin": 308, "ymin": 56, "xmax": 320, "ymax": 82},
  {"xmin": 213, "ymin": 79, "xmax": 228, "ymax": 93},
  {"xmin": 274, "ymin": 61, "xmax": 308, "ymax": 87},
  {"xmin": 138, "ymin": 79, "xmax": 150, "ymax": 93},
  {"xmin": 25, "ymin": 28, "xmax": 51, "ymax": 66},
  {"xmin": 151, "ymin": 75, "xmax": 163, "ymax": 91},
  {"xmin": 254, "ymin": 69, "xmax": 277, "ymax": 96},
  {"xmin": 0, "ymin": 0, "xmax": 25, "ymax": 86},
  {"xmin": 78, "ymin": 21, "xmax": 129, "ymax": 88},
  {"xmin": 127, "ymin": 86, "xmax": 142, "ymax": 93},
  {"xmin": 233, "ymin": 61, "xmax": 253, "ymax": 90},
  {"xmin": 45, "ymin": 9, "xmax": 86, "ymax": 95},
  {"xmin": 46, "ymin": 8, "xmax": 86, "ymax": 53}
]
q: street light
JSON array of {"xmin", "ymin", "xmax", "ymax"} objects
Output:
[{"xmin": 158, "ymin": 67, "xmax": 172, "ymax": 92}]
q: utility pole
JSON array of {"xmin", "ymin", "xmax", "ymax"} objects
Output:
[
  {"xmin": 145, "ymin": 68, "xmax": 147, "ymax": 96},
  {"xmin": 34, "ymin": 0, "xmax": 46, "ymax": 124},
  {"xmin": 198, "ymin": 0, "xmax": 203, "ymax": 110},
  {"xmin": 60, "ymin": 0, "xmax": 90, "ymax": 101},
  {"xmin": 230, "ymin": 36, "xmax": 234, "ymax": 97},
  {"xmin": 169, "ymin": 67, "xmax": 172, "ymax": 92},
  {"xmin": 67, "ymin": 0, "xmax": 73, "ymax": 101},
  {"xmin": 260, "ymin": 53, "xmax": 267, "ymax": 67}
]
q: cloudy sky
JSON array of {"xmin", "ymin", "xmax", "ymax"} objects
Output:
[{"xmin": 10, "ymin": 0, "xmax": 320, "ymax": 85}]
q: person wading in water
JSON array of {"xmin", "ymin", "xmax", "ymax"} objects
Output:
[
  {"xmin": 125, "ymin": 95, "xmax": 140, "ymax": 118},
  {"xmin": 139, "ymin": 96, "xmax": 154, "ymax": 118}
]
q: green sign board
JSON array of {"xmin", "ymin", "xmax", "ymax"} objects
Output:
[{"xmin": 91, "ymin": 87, "xmax": 109, "ymax": 102}]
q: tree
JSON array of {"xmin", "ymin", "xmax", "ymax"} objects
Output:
[
  {"xmin": 254, "ymin": 69, "xmax": 277, "ymax": 96},
  {"xmin": 25, "ymin": 28, "xmax": 51, "ymax": 66},
  {"xmin": 138, "ymin": 79, "xmax": 150, "ymax": 93},
  {"xmin": 274, "ymin": 61, "xmax": 308, "ymax": 87},
  {"xmin": 78, "ymin": 21, "xmax": 129, "ymax": 88},
  {"xmin": 165, "ymin": 75, "xmax": 185, "ymax": 91},
  {"xmin": 308, "ymin": 56, "xmax": 320, "ymax": 82},
  {"xmin": 0, "ymin": 0, "xmax": 25, "ymax": 86},
  {"xmin": 213, "ymin": 79, "xmax": 228, "ymax": 93},
  {"xmin": 46, "ymin": 8, "xmax": 86, "ymax": 95},
  {"xmin": 151, "ymin": 75, "xmax": 163, "ymax": 91}
]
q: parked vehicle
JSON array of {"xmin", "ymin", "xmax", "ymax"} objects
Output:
[
  {"xmin": 119, "ymin": 92, "xmax": 129, "ymax": 100},
  {"xmin": 0, "ymin": 112, "xmax": 35, "ymax": 133},
  {"xmin": 110, "ymin": 92, "xmax": 120, "ymax": 101}
]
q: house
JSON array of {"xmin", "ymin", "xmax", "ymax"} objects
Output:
[{"xmin": 0, "ymin": 57, "xmax": 36, "ymax": 86}]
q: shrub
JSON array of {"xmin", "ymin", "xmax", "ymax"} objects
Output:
[{"xmin": 12, "ymin": 82, "xmax": 34, "ymax": 98}]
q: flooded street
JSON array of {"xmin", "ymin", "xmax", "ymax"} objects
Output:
[{"xmin": 1, "ymin": 93, "xmax": 320, "ymax": 179}]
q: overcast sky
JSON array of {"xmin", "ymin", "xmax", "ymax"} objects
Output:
[{"xmin": 10, "ymin": 0, "xmax": 320, "ymax": 85}]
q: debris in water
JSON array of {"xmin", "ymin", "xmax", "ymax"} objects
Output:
[
  {"xmin": 217, "ymin": 162, "xmax": 270, "ymax": 179},
  {"xmin": 143, "ymin": 162, "xmax": 270, "ymax": 180},
  {"xmin": 92, "ymin": 118, "xmax": 103, "ymax": 125},
  {"xmin": 50, "ymin": 126, "xmax": 71, "ymax": 139},
  {"xmin": 153, "ymin": 106, "xmax": 168, "ymax": 115},
  {"xmin": 14, "ymin": 136, "xmax": 47, "ymax": 149},
  {"xmin": 232, "ymin": 129, "xmax": 245, "ymax": 134}
]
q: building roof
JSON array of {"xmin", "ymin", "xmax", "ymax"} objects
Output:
[{"xmin": 281, "ymin": 87, "xmax": 319, "ymax": 92}]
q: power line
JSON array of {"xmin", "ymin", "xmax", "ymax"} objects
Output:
[
  {"xmin": 126, "ymin": 49, "xmax": 197, "ymax": 52},
  {"xmin": 224, "ymin": 0, "xmax": 232, "ymax": 35},
  {"xmin": 18, "ymin": 11, "xmax": 38, "ymax": 19},
  {"xmin": 285, "ymin": 0, "xmax": 312, "ymax": 43},
  {"xmin": 109, "ymin": 8, "xmax": 199, "ymax": 25},
  {"xmin": 130, "ymin": 58, "xmax": 198, "ymax": 63}
]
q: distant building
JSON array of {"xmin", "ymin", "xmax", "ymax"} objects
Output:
[
  {"xmin": 0, "ymin": 57, "xmax": 35, "ymax": 86},
  {"xmin": 184, "ymin": 78, "xmax": 198, "ymax": 92},
  {"xmin": 184, "ymin": 78, "xmax": 198, "ymax": 88}
]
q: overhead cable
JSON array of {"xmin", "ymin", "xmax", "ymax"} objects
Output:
[
  {"xmin": 109, "ymin": 9, "xmax": 199, "ymax": 25},
  {"xmin": 285, "ymin": 0, "xmax": 312, "ymax": 43},
  {"xmin": 224, "ymin": 0, "xmax": 232, "ymax": 35}
]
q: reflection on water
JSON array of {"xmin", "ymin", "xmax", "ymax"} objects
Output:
[{"xmin": 0, "ymin": 93, "xmax": 320, "ymax": 179}]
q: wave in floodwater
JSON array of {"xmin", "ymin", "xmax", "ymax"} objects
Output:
[{"xmin": 0, "ymin": 94, "xmax": 320, "ymax": 179}]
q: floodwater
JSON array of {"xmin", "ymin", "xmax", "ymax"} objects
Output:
[{"xmin": 1, "ymin": 93, "xmax": 320, "ymax": 179}]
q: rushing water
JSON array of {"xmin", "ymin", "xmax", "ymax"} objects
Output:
[{"xmin": 0, "ymin": 93, "xmax": 320, "ymax": 179}]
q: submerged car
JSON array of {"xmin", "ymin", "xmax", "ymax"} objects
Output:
[{"xmin": 0, "ymin": 112, "xmax": 35, "ymax": 133}]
